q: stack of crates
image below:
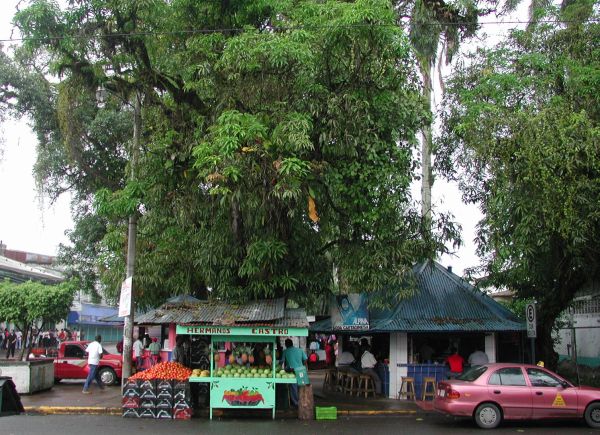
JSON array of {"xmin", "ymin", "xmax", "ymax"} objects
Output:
[{"xmin": 122, "ymin": 378, "xmax": 193, "ymax": 419}]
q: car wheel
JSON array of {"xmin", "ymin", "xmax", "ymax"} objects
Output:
[
  {"xmin": 585, "ymin": 402, "xmax": 600, "ymax": 428},
  {"xmin": 98, "ymin": 367, "xmax": 117, "ymax": 385},
  {"xmin": 474, "ymin": 403, "xmax": 502, "ymax": 429}
]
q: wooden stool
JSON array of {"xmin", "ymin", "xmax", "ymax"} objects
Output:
[
  {"xmin": 343, "ymin": 372, "xmax": 360, "ymax": 396},
  {"xmin": 422, "ymin": 377, "xmax": 436, "ymax": 401},
  {"xmin": 357, "ymin": 374, "xmax": 377, "ymax": 398},
  {"xmin": 336, "ymin": 369, "xmax": 347, "ymax": 392},
  {"xmin": 323, "ymin": 369, "xmax": 337, "ymax": 392},
  {"xmin": 398, "ymin": 376, "xmax": 416, "ymax": 400}
]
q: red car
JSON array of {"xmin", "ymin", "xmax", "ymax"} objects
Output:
[
  {"xmin": 50, "ymin": 341, "xmax": 123, "ymax": 385},
  {"xmin": 434, "ymin": 363, "xmax": 600, "ymax": 429}
]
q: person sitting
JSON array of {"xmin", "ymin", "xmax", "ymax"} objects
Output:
[
  {"xmin": 359, "ymin": 339, "xmax": 382, "ymax": 395},
  {"xmin": 467, "ymin": 349, "xmax": 489, "ymax": 367},
  {"xmin": 446, "ymin": 347, "xmax": 465, "ymax": 378}
]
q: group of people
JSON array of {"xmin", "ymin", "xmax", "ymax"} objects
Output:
[
  {"xmin": 132, "ymin": 333, "xmax": 162, "ymax": 370},
  {"xmin": 445, "ymin": 347, "xmax": 490, "ymax": 378},
  {"xmin": 335, "ymin": 338, "xmax": 383, "ymax": 396}
]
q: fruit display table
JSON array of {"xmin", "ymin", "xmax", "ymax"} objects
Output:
[{"xmin": 180, "ymin": 325, "xmax": 308, "ymax": 419}]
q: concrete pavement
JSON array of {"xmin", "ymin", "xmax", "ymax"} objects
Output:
[{"xmin": 19, "ymin": 371, "xmax": 423, "ymax": 417}]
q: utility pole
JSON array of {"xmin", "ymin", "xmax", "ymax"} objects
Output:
[{"xmin": 122, "ymin": 91, "xmax": 141, "ymax": 382}]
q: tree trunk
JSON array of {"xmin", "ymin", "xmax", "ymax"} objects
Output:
[
  {"xmin": 19, "ymin": 323, "xmax": 30, "ymax": 362},
  {"xmin": 419, "ymin": 61, "xmax": 433, "ymax": 222},
  {"xmin": 298, "ymin": 384, "xmax": 314, "ymax": 420}
]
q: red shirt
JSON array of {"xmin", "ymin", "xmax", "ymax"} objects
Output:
[{"xmin": 446, "ymin": 353, "xmax": 464, "ymax": 373}]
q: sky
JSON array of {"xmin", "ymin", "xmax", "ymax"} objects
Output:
[{"xmin": 0, "ymin": 0, "xmax": 522, "ymax": 275}]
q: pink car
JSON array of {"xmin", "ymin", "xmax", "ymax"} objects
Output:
[{"xmin": 434, "ymin": 363, "xmax": 600, "ymax": 429}]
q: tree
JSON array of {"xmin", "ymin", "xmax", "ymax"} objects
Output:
[
  {"xmin": 0, "ymin": 280, "xmax": 76, "ymax": 360},
  {"xmin": 437, "ymin": 0, "xmax": 600, "ymax": 368},
  {"xmin": 8, "ymin": 0, "xmax": 460, "ymax": 310}
]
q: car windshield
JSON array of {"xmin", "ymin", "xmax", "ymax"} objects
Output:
[{"xmin": 457, "ymin": 365, "xmax": 488, "ymax": 381}]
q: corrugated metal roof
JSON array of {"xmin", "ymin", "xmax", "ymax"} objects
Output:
[
  {"xmin": 135, "ymin": 298, "xmax": 302, "ymax": 327},
  {"xmin": 0, "ymin": 256, "xmax": 64, "ymax": 284},
  {"xmin": 311, "ymin": 261, "xmax": 525, "ymax": 333}
]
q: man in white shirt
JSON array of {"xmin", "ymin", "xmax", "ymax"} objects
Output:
[
  {"xmin": 468, "ymin": 349, "xmax": 489, "ymax": 367},
  {"xmin": 82, "ymin": 335, "xmax": 104, "ymax": 393},
  {"xmin": 359, "ymin": 339, "xmax": 382, "ymax": 395},
  {"xmin": 133, "ymin": 336, "xmax": 144, "ymax": 370}
]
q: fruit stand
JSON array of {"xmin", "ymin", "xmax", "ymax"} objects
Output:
[{"xmin": 182, "ymin": 325, "xmax": 308, "ymax": 419}]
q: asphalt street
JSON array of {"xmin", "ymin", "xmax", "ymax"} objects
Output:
[{"xmin": 1, "ymin": 413, "xmax": 599, "ymax": 435}]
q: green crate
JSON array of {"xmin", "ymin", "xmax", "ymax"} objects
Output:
[{"xmin": 316, "ymin": 406, "xmax": 337, "ymax": 420}]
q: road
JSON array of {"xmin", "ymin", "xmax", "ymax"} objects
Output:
[{"xmin": 1, "ymin": 413, "xmax": 598, "ymax": 435}]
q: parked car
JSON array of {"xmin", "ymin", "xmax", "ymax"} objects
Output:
[
  {"xmin": 434, "ymin": 363, "xmax": 600, "ymax": 429},
  {"xmin": 33, "ymin": 341, "xmax": 123, "ymax": 385}
]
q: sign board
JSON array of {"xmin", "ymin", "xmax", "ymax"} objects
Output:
[
  {"xmin": 177, "ymin": 325, "xmax": 308, "ymax": 337},
  {"xmin": 118, "ymin": 277, "xmax": 132, "ymax": 317},
  {"xmin": 526, "ymin": 303, "xmax": 537, "ymax": 338},
  {"xmin": 331, "ymin": 294, "xmax": 369, "ymax": 331}
]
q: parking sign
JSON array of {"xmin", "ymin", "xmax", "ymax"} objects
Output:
[{"xmin": 526, "ymin": 303, "xmax": 537, "ymax": 338}]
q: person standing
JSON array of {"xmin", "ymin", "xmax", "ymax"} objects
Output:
[
  {"xmin": 6, "ymin": 330, "xmax": 17, "ymax": 359},
  {"xmin": 446, "ymin": 347, "xmax": 465, "ymax": 378},
  {"xmin": 148, "ymin": 338, "xmax": 161, "ymax": 365},
  {"xmin": 82, "ymin": 335, "xmax": 104, "ymax": 393},
  {"xmin": 133, "ymin": 335, "xmax": 144, "ymax": 370},
  {"xmin": 281, "ymin": 338, "xmax": 308, "ymax": 407},
  {"xmin": 16, "ymin": 330, "xmax": 22, "ymax": 350}
]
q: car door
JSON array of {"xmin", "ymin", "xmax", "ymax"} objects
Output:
[
  {"xmin": 58, "ymin": 344, "xmax": 88, "ymax": 378},
  {"xmin": 487, "ymin": 367, "xmax": 533, "ymax": 419},
  {"xmin": 525, "ymin": 368, "xmax": 578, "ymax": 419}
]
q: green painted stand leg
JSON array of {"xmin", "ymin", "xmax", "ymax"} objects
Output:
[
  {"xmin": 210, "ymin": 406, "xmax": 213, "ymax": 420},
  {"xmin": 272, "ymin": 406, "xmax": 275, "ymax": 420}
]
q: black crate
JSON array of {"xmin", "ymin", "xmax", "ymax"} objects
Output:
[
  {"xmin": 156, "ymin": 389, "xmax": 173, "ymax": 400},
  {"xmin": 156, "ymin": 379, "xmax": 173, "ymax": 391},
  {"xmin": 173, "ymin": 398, "xmax": 192, "ymax": 410},
  {"xmin": 139, "ymin": 398, "xmax": 156, "ymax": 409},
  {"xmin": 137, "ymin": 380, "xmax": 156, "ymax": 391},
  {"xmin": 155, "ymin": 409, "xmax": 173, "ymax": 419},
  {"xmin": 173, "ymin": 389, "xmax": 190, "ymax": 400},
  {"xmin": 173, "ymin": 380, "xmax": 189, "ymax": 391},
  {"xmin": 123, "ymin": 379, "xmax": 138, "ymax": 390},
  {"xmin": 122, "ymin": 408, "xmax": 140, "ymax": 418},
  {"xmin": 138, "ymin": 408, "xmax": 156, "ymax": 419},
  {"xmin": 122, "ymin": 396, "xmax": 140, "ymax": 409},
  {"xmin": 155, "ymin": 398, "xmax": 173, "ymax": 410},
  {"xmin": 139, "ymin": 388, "xmax": 157, "ymax": 399},
  {"xmin": 122, "ymin": 387, "xmax": 140, "ymax": 398}
]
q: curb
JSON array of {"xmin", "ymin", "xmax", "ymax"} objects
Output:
[{"xmin": 24, "ymin": 406, "xmax": 121, "ymax": 415}]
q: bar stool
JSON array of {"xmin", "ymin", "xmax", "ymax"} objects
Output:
[
  {"xmin": 336, "ymin": 369, "xmax": 347, "ymax": 392},
  {"xmin": 357, "ymin": 374, "xmax": 377, "ymax": 398},
  {"xmin": 323, "ymin": 369, "xmax": 337, "ymax": 392},
  {"xmin": 422, "ymin": 377, "xmax": 437, "ymax": 401},
  {"xmin": 398, "ymin": 376, "xmax": 416, "ymax": 400},
  {"xmin": 344, "ymin": 372, "xmax": 360, "ymax": 396}
]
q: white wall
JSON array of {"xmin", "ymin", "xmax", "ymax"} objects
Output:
[{"xmin": 485, "ymin": 333, "xmax": 497, "ymax": 363}]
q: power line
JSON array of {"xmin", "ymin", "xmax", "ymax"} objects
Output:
[{"xmin": 0, "ymin": 18, "xmax": 598, "ymax": 43}]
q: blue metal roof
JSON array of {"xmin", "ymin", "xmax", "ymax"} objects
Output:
[{"xmin": 311, "ymin": 261, "xmax": 525, "ymax": 333}]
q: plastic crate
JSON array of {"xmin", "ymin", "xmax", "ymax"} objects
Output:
[{"xmin": 315, "ymin": 406, "xmax": 337, "ymax": 420}]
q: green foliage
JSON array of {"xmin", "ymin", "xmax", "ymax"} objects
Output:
[
  {"xmin": 437, "ymin": 1, "xmax": 600, "ymax": 366},
  {"xmin": 0, "ymin": 279, "xmax": 75, "ymax": 332},
  {"xmin": 7, "ymin": 0, "xmax": 460, "ymax": 308}
]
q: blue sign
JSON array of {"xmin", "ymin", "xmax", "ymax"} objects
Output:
[{"xmin": 331, "ymin": 294, "xmax": 369, "ymax": 331}]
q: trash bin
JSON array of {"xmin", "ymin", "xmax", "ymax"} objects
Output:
[{"xmin": 0, "ymin": 377, "xmax": 24, "ymax": 416}]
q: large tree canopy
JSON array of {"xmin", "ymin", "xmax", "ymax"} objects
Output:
[
  {"xmin": 8, "ymin": 0, "xmax": 459, "ymax": 309},
  {"xmin": 437, "ymin": 0, "xmax": 600, "ymax": 367}
]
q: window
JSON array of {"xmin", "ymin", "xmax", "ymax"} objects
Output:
[
  {"xmin": 457, "ymin": 365, "xmax": 488, "ymax": 381},
  {"xmin": 526, "ymin": 368, "xmax": 563, "ymax": 387},
  {"xmin": 64, "ymin": 345, "xmax": 85, "ymax": 358},
  {"xmin": 488, "ymin": 368, "xmax": 527, "ymax": 386}
]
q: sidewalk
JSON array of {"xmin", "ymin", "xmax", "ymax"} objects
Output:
[{"xmin": 19, "ymin": 371, "xmax": 428, "ymax": 417}]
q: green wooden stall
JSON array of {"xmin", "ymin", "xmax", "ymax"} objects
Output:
[{"xmin": 181, "ymin": 324, "xmax": 308, "ymax": 419}]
